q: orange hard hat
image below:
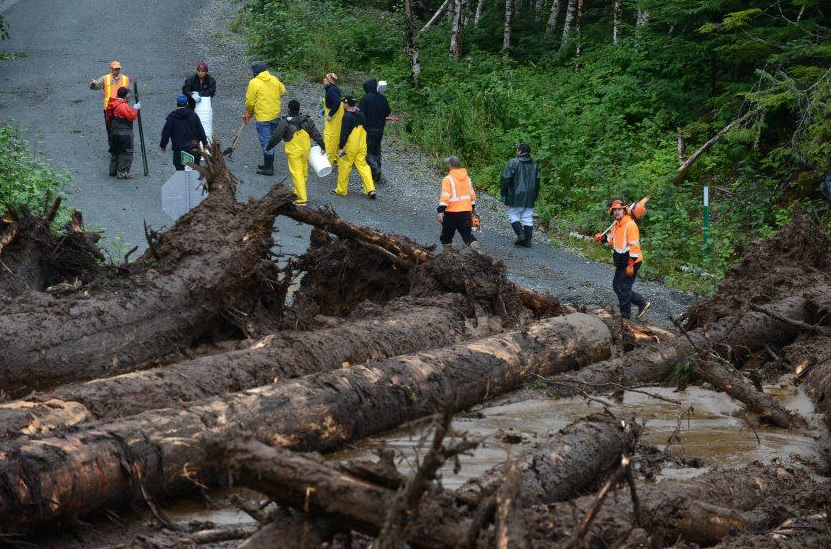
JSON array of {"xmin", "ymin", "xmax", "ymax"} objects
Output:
[{"xmin": 607, "ymin": 198, "xmax": 627, "ymax": 215}]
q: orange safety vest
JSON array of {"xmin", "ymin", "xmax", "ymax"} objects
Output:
[
  {"xmin": 610, "ymin": 214, "xmax": 642, "ymax": 263},
  {"xmin": 100, "ymin": 74, "xmax": 130, "ymax": 110},
  {"xmin": 439, "ymin": 169, "xmax": 476, "ymax": 212}
]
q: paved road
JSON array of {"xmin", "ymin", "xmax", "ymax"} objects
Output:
[{"xmin": 0, "ymin": 0, "xmax": 697, "ymax": 327}]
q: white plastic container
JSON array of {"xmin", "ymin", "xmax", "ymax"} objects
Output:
[
  {"xmin": 308, "ymin": 145, "xmax": 332, "ymax": 177},
  {"xmin": 194, "ymin": 95, "xmax": 213, "ymax": 143},
  {"xmin": 377, "ymin": 80, "xmax": 387, "ymax": 94}
]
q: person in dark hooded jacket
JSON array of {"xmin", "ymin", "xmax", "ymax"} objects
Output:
[
  {"xmin": 358, "ymin": 78, "xmax": 391, "ymax": 183},
  {"xmin": 500, "ymin": 143, "xmax": 541, "ymax": 247},
  {"xmin": 159, "ymin": 94, "xmax": 209, "ymax": 171}
]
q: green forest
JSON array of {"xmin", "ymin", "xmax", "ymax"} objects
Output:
[{"xmin": 239, "ymin": 0, "xmax": 831, "ymax": 293}]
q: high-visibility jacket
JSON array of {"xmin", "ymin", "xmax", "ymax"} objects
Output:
[
  {"xmin": 609, "ymin": 214, "xmax": 642, "ymax": 264},
  {"xmin": 439, "ymin": 167, "xmax": 476, "ymax": 213},
  {"xmin": 96, "ymin": 74, "xmax": 130, "ymax": 110}
]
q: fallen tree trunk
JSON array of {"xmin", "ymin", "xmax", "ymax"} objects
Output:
[
  {"xmin": 0, "ymin": 294, "xmax": 478, "ymax": 437},
  {"xmin": 0, "ymin": 313, "xmax": 611, "ymax": 533},
  {"xmin": 548, "ymin": 295, "xmax": 809, "ymax": 427},
  {"xmin": 283, "ymin": 206, "xmax": 563, "ymax": 318},
  {"xmin": 0, "ymin": 150, "xmax": 294, "ymax": 397},
  {"xmin": 207, "ymin": 413, "xmax": 639, "ymax": 548},
  {"xmin": 455, "ymin": 412, "xmax": 641, "ymax": 506},
  {"xmin": 538, "ymin": 462, "xmax": 825, "ymax": 547}
]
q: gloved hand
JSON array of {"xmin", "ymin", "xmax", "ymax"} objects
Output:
[
  {"xmin": 326, "ymin": 115, "xmax": 333, "ymax": 122},
  {"xmin": 192, "ymin": 92, "xmax": 202, "ymax": 103},
  {"xmin": 319, "ymin": 108, "xmax": 325, "ymax": 116},
  {"xmin": 337, "ymin": 149, "xmax": 346, "ymax": 158},
  {"xmin": 242, "ymin": 112, "xmax": 252, "ymax": 123},
  {"xmin": 625, "ymin": 259, "xmax": 636, "ymax": 278},
  {"xmin": 437, "ymin": 212, "xmax": 444, "ymax": 223},
  {"xmin": 133, "ymin": 102, "xmax": 141, "ymax": 111},
  {"xmin": 593, "ymin": 232, "xmax": 607, "ymax": 243}
]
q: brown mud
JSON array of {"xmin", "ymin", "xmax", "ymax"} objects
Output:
[{"xmin": 1, "ymin": 153, "xmax": 831, "ymax": 548}]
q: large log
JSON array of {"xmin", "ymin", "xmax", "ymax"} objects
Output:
[
  {"xmin": 548, "ymin": 295, "xmax": 809, "ymax": 427},
  {"xmin": 283, "ymin": 206, "xmax": 563, "ymax": 318},
  {"xmin": 0, "ymin": 150, "xmax": 295, "ymax": 396},
  {"xmin": 0, "ymin": 295, "xmax": 477, "ymax": 437},
  {"xmin": 207, "ymin": 413, "xmax": 638, "ymax": 549},
  {"xmin": 0, "ymin": 313, "xmax": 611, "ymax": 533},
  {"xmin": 456, "ymin": 412, "xmax": 641, "ymax": 505}
]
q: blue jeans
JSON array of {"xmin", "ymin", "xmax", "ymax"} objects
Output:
[{"xmin": 256, "ymin": 119, "xmax": 280, "ymax": 156}]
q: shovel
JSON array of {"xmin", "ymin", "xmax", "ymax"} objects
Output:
[{"xmin": 222, "ymin": 121, "xmax": 248, "ymax": 159}]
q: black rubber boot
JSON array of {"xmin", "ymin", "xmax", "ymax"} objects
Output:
[
  {"xmin": 521, "ymin": 225, "xmax": 533, "ymax": 247},
  {"xmin": 511, "ymin": 221, "xmax": 525, "ymax": 247},
  {"xmin": 256, "ymin": 154, "xmax": 274, "ymax": 176}
]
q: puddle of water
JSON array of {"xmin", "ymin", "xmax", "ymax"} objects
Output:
[{"xmin": 334, "ymin": 385, "xmax": 824, "ymax": 489}]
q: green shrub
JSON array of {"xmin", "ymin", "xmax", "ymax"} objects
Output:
[{"xmin": 0, "ymin": 123, "xmax": 72, "ymax": 226}]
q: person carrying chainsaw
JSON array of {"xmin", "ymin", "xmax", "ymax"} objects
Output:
[
  {"xmin": 437, "ymin": 156, "xmax": 483, "ymax": 254},
  {"xmin": 266, "ymin": 99, "xmax": 325, "ymax": 207},
  {"xmin": 594, "ymin": 198, "xmax": 651, "ymax": 320}
]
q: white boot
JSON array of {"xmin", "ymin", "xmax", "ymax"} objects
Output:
[{"xmin": 468, "ymin": 240, "xmax": 484, "ymax": 255}]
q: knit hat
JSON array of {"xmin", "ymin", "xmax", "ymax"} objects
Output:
[
  {"xmin": 196, "ymin": 61, "xmax": 209, "ymax": 72},
  {"xmin": 176, "ymin": 94, "xmax": 189, "ymax": 106},
  {"xmin": 342, "ymin": 95, "xmax": 356, "ymax": 106},
  {"xmin": 325, "ymin": 72, "xmax": 338, "ymax": 84},
  {"xmin": 445, "ymin": 156, "xmax": 461, "ymax": 167},
  {"xmin": 110, "ymin": 61, "xmax": 122, "ymax": 69},
  {"xmin": 116, "ymin": 87, "xmax": 130, "ymax": 99},
  {"xmin": 251, "ymin": 60, "xmax": 267, "ymax": 75},
  {"xmin": 287, "ymin": 99, "xmax": 300, "ymax": 115}
]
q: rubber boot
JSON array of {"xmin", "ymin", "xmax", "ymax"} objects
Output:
[
  {"xmin": 442, "ymin": 243, "xmax": 454, "ymax": 252},
  {"xmin": 521, "ymin": 225, "xmax": 533, "ymax": 248},
  {"xmin": 511, "ymin": 221, "xmax": 526, "ymax": 247},
  {"xmin": 257, "ymin": 154, "xmax": 274, "ymax": 176},
  {"xmin": 468, "ymin": 240, "xmax": 484, "ymax": 255}
]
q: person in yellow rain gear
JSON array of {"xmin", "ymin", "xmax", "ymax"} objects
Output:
[
  {"xmin": 321, "ymin": 72, "xmax": 343, "ymax": 167},
  {"xmin": 243, "ymin": 61, "xmax": 286, "ymax": 176},
  {"xmin": 330, "ymin": 96, "xmax": 376, "ymax": 199},
  {"xmin": 267, "ymin": 100, "xmax": 325, "ymax": 206}
]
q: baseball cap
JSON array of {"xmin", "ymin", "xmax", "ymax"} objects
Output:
[
  {"xmin": 111, "ymin": 61, "xmax": 122, "ymax": 69},
  {"xmin": 176, "ymin": 94, "xmax": 189, "ymax": 106}
]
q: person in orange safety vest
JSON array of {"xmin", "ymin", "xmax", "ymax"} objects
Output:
[
  {"xmin": 90, "ymin": 61, "xmax": 130, "ymax": 145},
  {"xmin": 594, "ymin": 198, "xmax": 650, "ymax": 320},
  {"xmin": 436, "ymin": 156, "xmax": 483, "ymax": 254}
]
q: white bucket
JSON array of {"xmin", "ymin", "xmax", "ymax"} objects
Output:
[
  {"xmin": 194, "ymin": 95, "xmax": 213, "ymax": 143},
  {"xmin": 308, "ymin": 145, "xmax": 332, "ymax": 177}
]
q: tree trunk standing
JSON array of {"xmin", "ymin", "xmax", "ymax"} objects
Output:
[
  {"xmin": 456, "ymin": 412, "xmax": 640, "ymax": 506},
  {"xmin": 574, "ymin": 0, "xmax": 584, "ymax": 57},
  {"xmin": 474, "ymin": 0, "xmax": 485, "ymax": 25},
  {"xmin": 450, "ymin": 0, "xmax": 465, "ymax": 58},
  {"xmin": 612, "ymin": 0, "xmax": 622, "ymax": 44},
  {"xmin": 544, "ymin": 0, "xmax": 562, "ymax": 42},
  {"xmin": 0, "ymin": 153, "xmax": 294, "ymax": 397},
  {"xmin": 560, "ymin": 0, "xmax": 576, "ymax": 50},
  {"xmin": 403, "ymin": 0, "xmax": 421, "ymax": 87},
  {"xmin": 502, "ymin": 0, "xmax": 513, "ymax": 55},
  {"xmin": 533, "ymin": 0, "xmax": 544, "ymax": 23},
  {"xmin": 0, "ymin": 295, "xmax": 478, "ymax": 438},
  {"xmin": 0, "ymin": 313, "xmax": 611, "ymax": 533}
]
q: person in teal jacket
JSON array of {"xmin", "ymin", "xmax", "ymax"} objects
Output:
[{"xmin": 500, "ymin": 143, "xmax": 541, "ymax": 247}]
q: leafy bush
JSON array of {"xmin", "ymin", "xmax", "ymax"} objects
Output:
[{"xmin": 0, "ymin": 123, "xmax": 72, "ymax": 226}]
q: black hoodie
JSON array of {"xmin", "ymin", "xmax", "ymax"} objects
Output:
[
  {"xmin": 160, "ymin": 108, "xmax": 208, "ymax": 150},
  {"xmin": 358, "ymin": 78, "xmax": 391, "ymax": 133}
]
